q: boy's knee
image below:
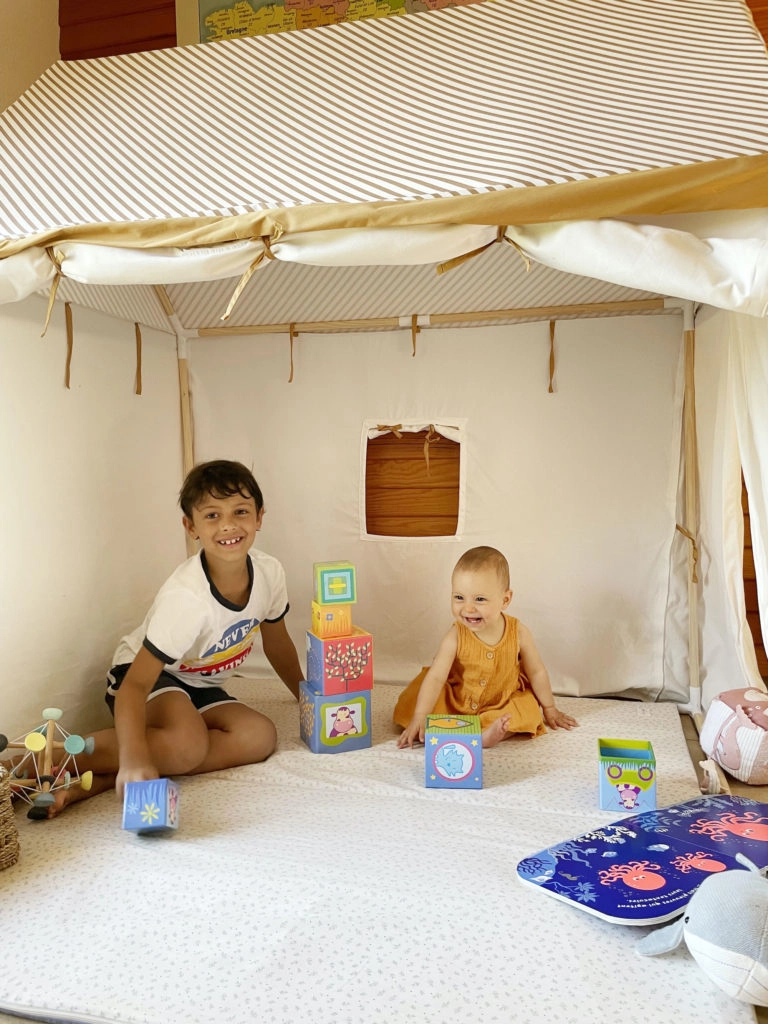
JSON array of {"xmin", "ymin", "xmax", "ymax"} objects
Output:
[
  {"xmin": 169, "ymin": 727, "xmax": 210, "ymax": 774},
  {"xmin": 254, "ymin": 718, "xmax": 277, "ymax": 762}
]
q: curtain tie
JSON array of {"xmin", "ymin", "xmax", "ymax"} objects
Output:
[{"xmin": 676, "ymin": 524, "xmax": 699, "ymax": 584}]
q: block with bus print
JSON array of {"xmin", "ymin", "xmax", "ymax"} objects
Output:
[
  {"xmin": 299, "ymin": 680, "xmax": 371, "ymax": 754},
  {"xmin": 306, "ymin": 627, "xmax": 373, "ymax": 694},
  {"xmin": 311, "ymin": 600, "xmax": 353, "ymax": 639},
  {"xmin": 425, "ymin": 714, "xmax": 483, "ymax": 790},
  {"xmin": 313, "ymin": 561, "xmax": 357, "ymax": 605}
]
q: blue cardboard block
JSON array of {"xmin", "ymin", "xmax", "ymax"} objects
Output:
[
  {"xmin": 425, "ymin": 714, "xmax": 483, "ymax": 789},
  {"xmin": 299, "ymin": 680, "xmax": 371, "ymax": 753},
  {"xmin": 598, "ymin": 737, "xmax": 656, "ymax": 812},
  {"xmin": 122, "ymin": 778, "xmax": 180, "ymax": 833}
]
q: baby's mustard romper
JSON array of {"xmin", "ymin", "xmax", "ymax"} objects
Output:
[{"xmin": 393, "ymin": 614, "xmax": 545, "ymax": 736}]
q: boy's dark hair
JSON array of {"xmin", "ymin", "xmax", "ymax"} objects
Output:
[
  {"xmin": 453, "ymin": 546, "xmax": 510, "ymax": 590},
  {"xmin": 179, "ymin": 460, "xmax": 264, "ymax": 517}
]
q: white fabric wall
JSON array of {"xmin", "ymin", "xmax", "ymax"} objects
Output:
[
  {"xmin": 189, "ymin": 314, "xmax": 688, "ymax": 701},
  {"xmin": 695, "ymin": 307, "xmax": 768, "ymax": 707},
  {"xmin": 0, "ymin": 295, "xmax": 186, "ymax": 740}
]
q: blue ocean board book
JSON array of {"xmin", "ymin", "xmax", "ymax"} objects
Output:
[{"xmin": 516, "ymin": 795, "xmax": 768, "ymax": 924}]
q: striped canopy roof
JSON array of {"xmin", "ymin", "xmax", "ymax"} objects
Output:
[
  {"xmin": 1, "ymin": 0, "xmax": 768, "ymax": 332},
  {"xmin": 1, "ymin": 0, "xmax": 768, "ymax": 256}
]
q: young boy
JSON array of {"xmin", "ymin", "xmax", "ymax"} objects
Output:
[
  {"xmin": 395, "ymin": 545, "xmax": 577, "ymax": 749},
  {"xmin": 53, "ymin": 460, "xmax": 304, "ymax": 814}
]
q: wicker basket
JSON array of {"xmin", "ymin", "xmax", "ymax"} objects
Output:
[{"xmin": 0, "ymin": 765, "xmax": 20, "ymax": 870}]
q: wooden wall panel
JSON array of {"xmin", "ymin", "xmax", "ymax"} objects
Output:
[
  {"xmin": 59, "ymin": 0, "xmax": 176, "ymax": 61},
  {"xmin": 743, "ymin": 480, "xmax": 768, "ymax": 676},
  {"xmin": 746, "ymin": 0, "xmax": 768, "ymax": 43}
]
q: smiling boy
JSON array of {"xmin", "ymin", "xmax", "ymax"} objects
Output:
[{"xmin": 49, "ymin": 460, "xmax": 304, "ymax": 815}]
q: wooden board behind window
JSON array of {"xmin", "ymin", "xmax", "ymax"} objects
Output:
[{"xmin": 366, "ymin": 430, "xmax": 459, "ymax": 537}]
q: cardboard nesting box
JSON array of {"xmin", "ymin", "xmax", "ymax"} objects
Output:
[{"xmin": 598, "ymin": 737, "xmax": 656, "ymax": 812}]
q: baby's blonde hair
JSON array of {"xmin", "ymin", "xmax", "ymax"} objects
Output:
[{"xmin": 453, "ymin": 546, "xmax": 510, "ymax": 590}]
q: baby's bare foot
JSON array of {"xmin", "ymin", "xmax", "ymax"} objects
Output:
[{"xmin": 482, "ymin": 714, "xmax": 511, "ymax": 748}]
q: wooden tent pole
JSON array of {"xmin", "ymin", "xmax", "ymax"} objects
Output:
[
  {"xmin": 196, "ymin": 298, "xmax": 665, "ymax": 337},
  {"xmin": 683, "ymin": 319, "xmax": 701, "ymax": 714},
  {"xmin": 675, "ymin": 304, "xmax": 726, "ymax": 791}
]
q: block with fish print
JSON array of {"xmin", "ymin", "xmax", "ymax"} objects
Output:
[{"xmin": 425, "ymin": 713, "xmax": 482, "ymax": 790}]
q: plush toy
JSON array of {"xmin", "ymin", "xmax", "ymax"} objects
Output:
[{"xmin": 636, "ymin": 853, "xmax": 768, "ymax": 1006}]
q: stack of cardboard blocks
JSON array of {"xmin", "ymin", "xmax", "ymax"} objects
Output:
[{"xmin": 299, "ymin": 561, "xmax": 373, "ymax": 753}]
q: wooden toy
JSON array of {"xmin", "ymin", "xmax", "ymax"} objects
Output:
[
  {"xmin": 311, "ymin": 600, "xmax": 353, "ymax": 639},
  {"xmin": 517, "ymin": 795, "xmax": 768, "ymax": 925},
  {"xmin": 313, "ymin": 561, "xmax": 357, "ymax": 605},
  {"xmin": 306, "ymin": 627, "xmax": 373, "ymax": 694},
  {"xmin": 0, "ymin": 708, "xmax": 94, "ymax": 820},
  {"xmin": 122, "ymin": 778, "xmax": 180, "ymax": 834},
  {"xmin": 599, "ymin": 737, "xmax": 656, "ymax": 811},
  {"xmin": 299, "ymin": 681, "xmax": 372, "ymax": 753},
  {"xmin": 425, "ymin": 714, "xmax": 483, "ymax": 789}
]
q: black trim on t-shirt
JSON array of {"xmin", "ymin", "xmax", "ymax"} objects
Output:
[
  {"xmin": 263, "ymin": 602, "xmax": 289, "ymax": 624},
  {"xmin": 143, "ymin": 637, "xmax": 175, "ymax": 664},
  {"xmin": 200, "ymin": 550, "xmax": 254, "ymax": 612}
]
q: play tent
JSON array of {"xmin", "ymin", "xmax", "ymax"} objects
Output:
[{"xmin": 1, "ymin": 0, "xmax": 768, "ymax": 743}]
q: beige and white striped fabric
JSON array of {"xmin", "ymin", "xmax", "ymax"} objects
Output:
[{"xmin": 1, "ymin": 0, "xmax": 768, "ymax": 252}]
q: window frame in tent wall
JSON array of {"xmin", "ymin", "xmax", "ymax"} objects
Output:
[{"xmin": 360, "ymin": 420, "xmax": 466, "ymax": 541}]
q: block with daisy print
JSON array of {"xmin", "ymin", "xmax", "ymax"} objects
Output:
[{"xmin": 122, "ymin": 777, "xmax": 180, "ymax": 833}]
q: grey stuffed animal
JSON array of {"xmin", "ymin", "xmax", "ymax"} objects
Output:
[{"xmin": 636, "ymin": 853, "xmax": 768, "ymax": 1005}]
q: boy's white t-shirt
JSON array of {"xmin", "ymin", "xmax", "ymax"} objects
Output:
[{"xmin": 111, "ymin": 547, "xmax": 289, "ymax": 687}]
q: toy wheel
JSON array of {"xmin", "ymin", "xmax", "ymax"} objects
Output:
[
  {"xmin": 80, "ymin": 771, "xmax": 93, "ymax": 792},
  {"xmin": 27, "ymin": 806, "xmax": 49, "ymax": 821},
  {"xmin": 63, "ymin": 771, "xmax": 72, "ymax": 788},
  {"xmin": 84, "ymin": 737, "xmax": 95, "ymax": 755},
  {"xmin": 0, "ymin": 734, "xmax": 7, "ymax": 753},
  {"xmin": 42, "ymin": 708, "xmax": 63, "ymax": 721},
  {"xmin": 24, "ymin": 732, "xmax": 46, "ymax": 753},
  {"xmin": 64, "ymin": 735, "xmax": 85, "ymax": 755},
  {"xmin": 33, "ymin": 792, "xmax": 55, "ymax": 807}
]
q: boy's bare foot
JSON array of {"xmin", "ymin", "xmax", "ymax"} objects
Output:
[
  {"xmin": 37, "ymin": 773, "xmax": 115, "ymax": 819},
  {"xmin": 482, "ymin": 714, "xmax": 511, "ymax": 748}
]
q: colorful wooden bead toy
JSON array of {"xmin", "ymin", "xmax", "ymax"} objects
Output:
[{"xmin": 0, "ymin": 708, "xmax": 94, "ymax": 819}]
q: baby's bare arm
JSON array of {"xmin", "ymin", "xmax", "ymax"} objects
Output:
[
  {"xmin": 518, "ymin": 622, "xmax": 578, "ymax": 730},
  {"xmin": 397, "ymin": 627, "xmax": 458, "ymax": 748}
]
